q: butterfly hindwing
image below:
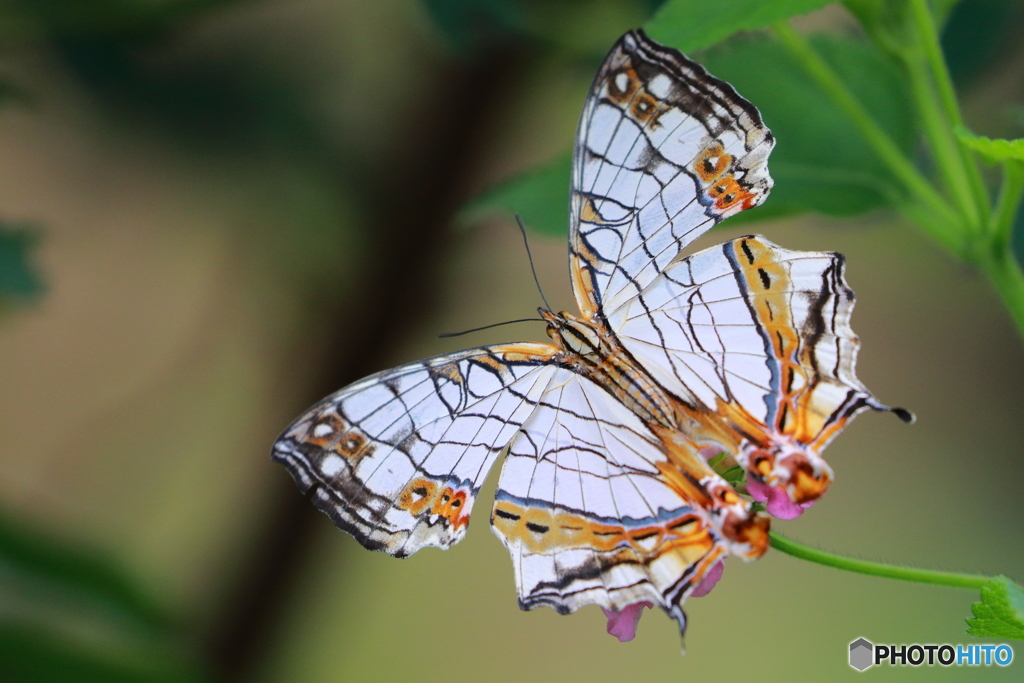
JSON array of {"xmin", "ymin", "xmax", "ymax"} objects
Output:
[
  {"xmin": 272, "ymin": 343, "xmax": 559, "ymax": 557},
  {"xmin": 490, "ymin": 368, "xmax": 728, "ymax": 634},
  {"xmin": 570, "ymin": 29, "xmax": 774, "ymax": 318},
  {"xmin": 605, "ymin": 235, "xmax": 903, "ymax": 501}
]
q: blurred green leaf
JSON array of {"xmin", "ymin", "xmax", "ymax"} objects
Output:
[
  {"xmin": 843, "ymin": 0, "xmax": 915, "ymax": 57},
  {"xmin": 966, "ymin": 576, "xmax": 1024, "ymax": 640},
  {"xmin": 422, "ymin": 0, "xmax": 525, "ymax": 49},
  {"xmin": 0, "ymin": 224, "xmax": 43, "ymax": 299},
  {"xmin": 646, "ymin": 0, "xmax": 833, "ymax": 53},
  {"xmin": 956, "ymin": 128, "xmax": 1024, "ymax": 165},
  {"xmin": 5, "ymin": 0, "xmax": 244, "ymax": 38},
  {"xmin": 0, "ymin": 80, "xmax": 33, "ymax": 108},
  {"xmin": 1013, "ymin": 201, "xmax": 1024, "ymax": 265},
  {"xmin": 0, "ymin": 513, "xmax": 208, "ymax": 682},
  {"xmin": 941, "ymin": 0, "xmax": 1024, "ymax": 86},
  {"xmin": 701, "ymin": 34, "xmax": 913, "ymax": 217},
  {"xmin": 706, "ymin": 452, "xmax": 729, "ymax": 469},
  {"xmin": 423, "ymin": 0, "xmax": 668, "ymax": 54},
  {"xmin": 720, "ymin": 465, "xmax": 746, "ymax": 486},
  {"xmin": 464, "ymin": 155, "xmax": 572, "ymax": 236}
]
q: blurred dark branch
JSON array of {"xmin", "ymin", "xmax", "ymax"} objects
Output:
[{"xmin": 204, "ymin": 43, "xmax": 529, "ymax": 683}]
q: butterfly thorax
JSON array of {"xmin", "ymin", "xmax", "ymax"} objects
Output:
[
  {"xmin": 542, "ymin": 309, "xmax": 678, "ymax": 429},
  {"xmin": 543, "ymin": 308, "xmax": 771, "ymax": 560}
]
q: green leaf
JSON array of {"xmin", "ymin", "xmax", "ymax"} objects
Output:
[
  {"xmin": 941, "ymin": 0, "xmax": 1024, "ymax": 86},
  {"xmin": 956, "ymin": 127, "xmax": 1024, "ymax": 164},
  {"xmin": 463, "ymin": 155, "xmax": 572, "ymax": 236},
  {"xmin": 0, "ymin": 512, "xmax": 208, "ymax": 682},
  {"xmin": 701, "ymin": 34, "xmax": 913, "ymax": 217},
  {"xmin": 843, "ymin": 0, "xmax": 916, "ymax": 57},
  {"xmin": 421, "ymin": 0, "xmax": 524, "ymax": 49},
  {"xmin": 422, "ymin": 0, "xmax": 666, "ymax": 54},
  {"xmin": 721, "ymin": 465, "xmax": 746, "ymax": 486},
  {"xmin": 966, "ymin": 576, "xmax": 1024, "ymax": 640},
  {"xmin": 706, "ymin": 452, "xmax": 729, "ymax": 469},
  {"xmin": 646, "ymin": 0, "xmax": 833, "ymax": 53},
  {"xmin": 0, "ymin": 223, "xmax": 44, "ymax": 299}
]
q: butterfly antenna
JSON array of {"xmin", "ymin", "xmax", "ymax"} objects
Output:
[
  {"xmin": 515, "ymin": 213, "xmax": 553, "ymax": 312},
  {"xmin": 438, "ymin": 318, "xmax": 545, "ymax": 339}
]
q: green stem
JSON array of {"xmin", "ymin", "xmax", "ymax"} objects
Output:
[
  {"xmin": 990, "ymin": 161, "xmax": 1024, "ymax": 246},
  {"xmin": 769, "ymin": 532, "xmax": 992, "ymax": 590},
  {"xmin": 771, "ymin": 21, "xmax": 960, "ymax": 239},
  {"xmin": 907, "ymin": 0, "xmax": 962, "ymax": 129},
  {"xmin": 904, "ymin": 53, "xmax": 982, "ymax": 230},
  {"xmin": 977, "ymin": 243, "xmax": 1024, "ymax": 342},
  {"xmin": 907, "ymin": 0, "xmax": 989, "ymax": 227}
]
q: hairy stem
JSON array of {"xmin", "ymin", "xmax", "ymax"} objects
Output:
[{"xmin": 769, "ymin": 532, "xmax": 992, "ymax": 590}]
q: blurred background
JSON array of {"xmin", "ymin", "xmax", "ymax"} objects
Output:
[{"xmin": 0, "ymin": 0, "xmax": 1022, "ymax": 681}]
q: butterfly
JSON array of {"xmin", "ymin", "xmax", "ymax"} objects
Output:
[{"xmin": 272, "ymin": 28, "xmax": 910, "ymax": 640}]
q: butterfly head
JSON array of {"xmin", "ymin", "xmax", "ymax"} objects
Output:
[{"xmin": 541, "ymin": 309, "xmax": 607, "ymax": 361}]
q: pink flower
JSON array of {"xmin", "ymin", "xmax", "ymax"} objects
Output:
[
  {"xmin": 600, "ymin": 559, "xmax": 726, "ymax": 641},
  {"xmin": 746, "ymin": 478, "xmax": 814, "ymax": 520},
  {"xmin": 690, "ymin": 559, "xmax": 724, "ymax": 598},
  {"xmin": 602, "ymin": 602, "xmax": 653, "ymax": 642}
]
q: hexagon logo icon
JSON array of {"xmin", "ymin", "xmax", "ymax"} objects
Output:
[{"xmin": 850, "ymin": 638, "xmax": 874, "ymax": 671}]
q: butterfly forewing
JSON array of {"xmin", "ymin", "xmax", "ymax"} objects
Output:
[
  {"xmin": 570, "ymin": 29, "xmax": 774, "ymax": 318},
  {"xmin": 272, "ymin": 343, "xmax": 558, "ymax": 557}
]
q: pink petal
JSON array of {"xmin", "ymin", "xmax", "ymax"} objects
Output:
[
  {"xmin": 690, "ymin": 559, "xmax": 724, "ymax": 598},
  {"xmin": 747, "ymin": 479, "xmax": 814, "ymax": 520},
  {"xmin": 745, "ymin": 477, "xmax": 772, "ymax": 502},
  {"xmin": 601, "ymin": 601, "xmax": 653, "ymax": 642},
  {"xmin": 698, "ymin": 446, "xmax": 723, "ymax": 461}
]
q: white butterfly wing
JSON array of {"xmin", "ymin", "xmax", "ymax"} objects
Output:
[
  {"xmin": 490, "ymin": 368, "xmax": 727, "ymax": 634},
  {"xmin": 607, "ymin": 235, "xmax": 891, "ymax": 434},
  {"xmin": 272, "ymin": 343, "xmax": 559, "ymax": 557},
  {"xmin": 606, "ymin": 235, "xmax": 908, "ymax": 499},
  {"xmin": 570, "ymin": 29, "xmax": 774, "ymax": 319}
]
